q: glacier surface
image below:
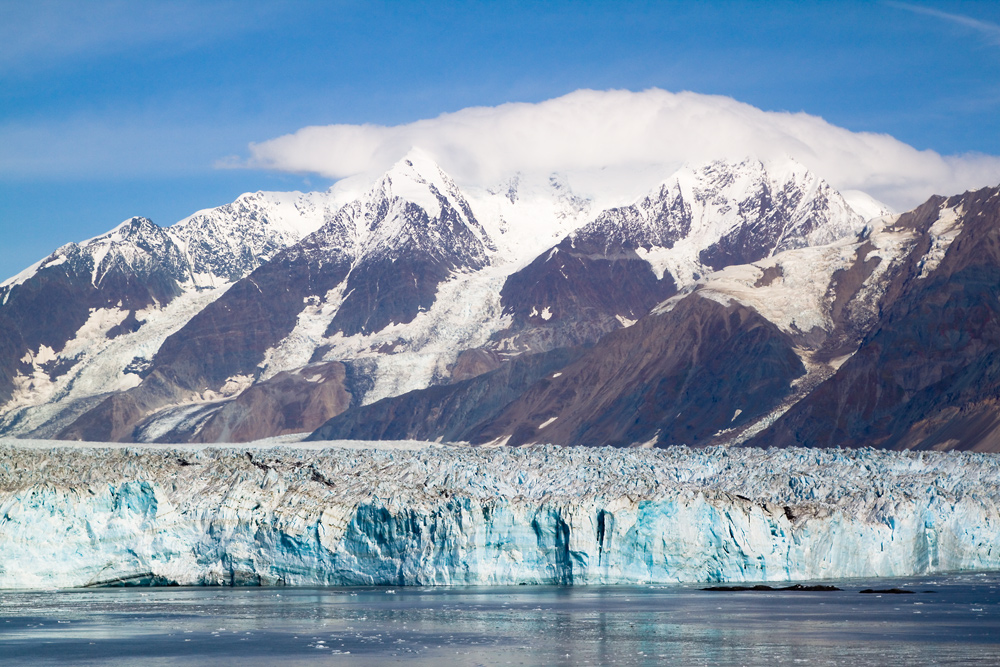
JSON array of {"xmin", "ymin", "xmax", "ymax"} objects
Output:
[{"xmin": 1, "ymin": 440, "xmax": 997, "ymax": 589}]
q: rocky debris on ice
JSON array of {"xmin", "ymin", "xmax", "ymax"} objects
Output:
[{"xmin": 1, "ymin": 440, "xmax": 997, "ymax": 589}]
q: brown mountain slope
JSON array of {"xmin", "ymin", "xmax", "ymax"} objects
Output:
[
  {"xmin": 750, "ymin": 186, "xmax": 1000, "ymax": 452},
  {"xmin": 467, "ymin": 295, "xmax": 806, "ymax": 447}
]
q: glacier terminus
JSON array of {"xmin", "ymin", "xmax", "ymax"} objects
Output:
[{"xmin": 1, "ymin": 440, "xmax": 997, "ymax": 589}]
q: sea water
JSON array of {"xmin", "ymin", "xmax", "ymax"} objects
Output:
[{"xmin": 2, "ymin": 573, "xmax": 999, "ymax": 666}]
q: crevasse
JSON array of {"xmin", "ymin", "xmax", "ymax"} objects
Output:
[{"xmin": 0, "ymin": 441, "xmax": 997, "ymax": 589}]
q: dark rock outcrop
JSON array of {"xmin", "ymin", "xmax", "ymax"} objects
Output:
[
  {"xmin": 434, "ymin": 295, "xmax": 802, "ymax": 448},
  {"xmin": 495, "ymin": 235, "xmax": 677, "ymax": 352},
  {"xmin": 192, "ymin": 362, "xmax": 352, "ymax": 443}
]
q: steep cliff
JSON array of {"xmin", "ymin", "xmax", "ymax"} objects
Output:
[{"xmin": 1, "ymin": 442, "xmax": 997, "ymax": 588}]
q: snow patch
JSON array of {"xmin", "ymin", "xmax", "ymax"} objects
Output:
[
  {"xmin": 842, "ymin": 189, "xmax": 895, "ymax": 221},
  {"xmin": 615, "ymin": 314, "xmax": 636, "ymax": 327},
  {"xmin": 918, "ymin": 204, "xmax": 964, "ymax": 279},
  {"xmin": 219, "ymin": 375, "xmax": 254, "ymax": 397}
]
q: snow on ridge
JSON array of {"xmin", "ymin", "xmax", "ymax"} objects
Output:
[
  {"xmin": 0, "ymin": 257, "xmax": 46, "ymax": 291},
  {"xmin": 842, "ymin": 189, "xmax": 895, "ymax": 221},
  {"xmin": 248, "ymin": 155, "xmax": 881, "ymax": 411},
  {"xmin": 258, "ymin": 263, "xmax": 512, "ymax": 404},
  {"xmin": 0, "ymin": 153, "xmax": 893, "ymax": 442},
  {"xmin": 661, "ymin": 208, "xmax": 917, "ymax": 346}
]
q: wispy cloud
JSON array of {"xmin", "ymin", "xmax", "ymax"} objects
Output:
[
  {"xmin": 0, "ymin": 0, "xmax": 284, "ymax": 75},
  {"xmin": 234, "ymin": 88, "xmax": 1000, "ymax": 212},
  {"xmin": 885, "ymin": 1, "xmax": 1000, "ymax": 46}
]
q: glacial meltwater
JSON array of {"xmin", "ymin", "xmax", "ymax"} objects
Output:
[{"xmin": 2, "ymin": 574, "xmax": 1000, "ymax": 666}]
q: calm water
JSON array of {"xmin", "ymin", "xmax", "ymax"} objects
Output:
[{"xmin": 2, "ymin": 574, "xmax": 999, "ymax": 666}]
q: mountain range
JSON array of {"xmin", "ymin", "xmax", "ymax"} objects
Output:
[{"xmin": 4, "ymin": 149, "xmax": 1000, "ymax": 452}]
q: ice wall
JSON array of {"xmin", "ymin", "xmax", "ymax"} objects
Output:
[{"xmin": 1, "ymin": 440, "xmax": 998, "ymax": 589}]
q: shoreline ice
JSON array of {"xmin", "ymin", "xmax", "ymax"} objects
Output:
[{"xmin": 1, "ymin": 440, "xmax": 998, "ymax": 589}]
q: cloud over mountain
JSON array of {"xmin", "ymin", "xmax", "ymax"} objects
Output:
[{"xmin": 237, "ymin": 88, "xmax": 1000, "ymax": 211}]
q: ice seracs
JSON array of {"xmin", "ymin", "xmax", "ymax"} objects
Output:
[{"xmin": 1, "ymin": 442, "xmax": 997, "ymax": 588}]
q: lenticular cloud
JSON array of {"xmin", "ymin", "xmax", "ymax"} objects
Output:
[{"xmin": 240, "ymin": 88, "xmax": 1000, "ymax": 211}]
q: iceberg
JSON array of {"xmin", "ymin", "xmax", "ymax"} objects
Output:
[{"xmin": 1, "ymin": 440, "xmax": 998, "ymax": 589}]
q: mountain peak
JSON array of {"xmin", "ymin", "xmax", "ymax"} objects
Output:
[{"xmin": 376, "ymin": 149, "xmax": 461, "ymax": 219}]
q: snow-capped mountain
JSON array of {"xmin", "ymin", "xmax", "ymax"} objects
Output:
[
  {"xmin": 170, "ymin": 189, "xmax": 337, "ymax": 284},
  {"xmin": 1, "ymin": 152, "xmax": 892, "ymax": 445},
  {"xmin": 314, "ymin": 186, "xmax": 1000, "ymax": 452},
  {"xmin": 492, "ymin": 157, "xmax": 867, "ymax": 354},
  {"xmin": 754, "ymin": 187, "xmax": 1000, "ymax": 451},
  {"xmin": 0, "ymin": 189, "xmax": 346, "ymax": 436}
]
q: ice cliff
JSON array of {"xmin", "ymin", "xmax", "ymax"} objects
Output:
[{"xmin": 1, "ymin": 440, "xmax": 998, "ymax": 589}]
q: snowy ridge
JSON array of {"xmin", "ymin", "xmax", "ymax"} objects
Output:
[
  {"xmin": 583, "ymin": 157, "xmax": 868, "ymax": 287},
  {"xmin": 2, "ymin": 188, "xmax": 345, "ymax": 297},
  {"xmin": 464, "ymin": 171, "xmax": 595, "ymax": 266},
  {"xmin": 0, "ymin": 190, "xmax": 348, "ymax": 432},
  {"xmin": 348, "ymin": 150, "xmax": 495, "ymax": 265},
  {"xmin": 1, "ymin": 442, "xmax": 998, "ymax": 588},
  {"xmin": 687, "ymin": 212, "xmax": 912, "ymax": 339},
  {"xmin": 168, "ymin": 189, "xmax": 344, "ymax": 284},
  {"xmin": 260, "ymin": 156, "xmax": 870, "ymax": 407},
  {"xmin": 0, "ymin": 153, "xmax": 888, "ymax": 442}
]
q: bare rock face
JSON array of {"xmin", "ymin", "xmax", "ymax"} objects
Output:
[
  {"xmin": 494, "ymin": 235, "xmax": 676, "ymax": 352},
  {"xmin": 192, "ymin": 362, "xmax": 352, "ymax": 443},
  {"xmin": 470, "ymin": 295, "xmax": 806, "ymax": 447},
  {"xmin": 449, "ymin": 348, "xmax": 506, "ymax": 383},
  {"xmin": 307, "ymin": 347, "xmax": 584, "ymax": 443},
  {"xmin": 753, "ymin": 186, "xmax": 1000, "ymax": 452},
  {"xmin": 57, "ymin": 370, "xmax": 189, "ymax": 442}
]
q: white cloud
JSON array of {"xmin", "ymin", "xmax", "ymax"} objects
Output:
[{"xmin": 236, "ymin": 88, "xmax": 1000, "ymax": 211}]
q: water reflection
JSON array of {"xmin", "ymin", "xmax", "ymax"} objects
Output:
[{"xmin": 1, "ymin": 574, "xmax": 999, "ymax": 665}]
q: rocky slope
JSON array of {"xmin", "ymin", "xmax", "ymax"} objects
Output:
[
  {"xmin": 752, "ymin": 186, "xmax": 1000, "ymax": 452},
  {"xmin": 312, "ymin": 191, "xmax": 932, "ymax": 448},
  {"xmin": 316, "ymin": 185, "xmax": 1000, "ymax": 451}
]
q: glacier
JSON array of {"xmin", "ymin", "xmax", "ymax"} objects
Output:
[{"xmin": 1, "ymin": 439, "xmax": 998, "ymax": 589}]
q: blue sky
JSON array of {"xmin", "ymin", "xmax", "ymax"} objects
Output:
[{"xmin": 2, "ymin": 0, "xmax": 999, "ymax": 278}]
